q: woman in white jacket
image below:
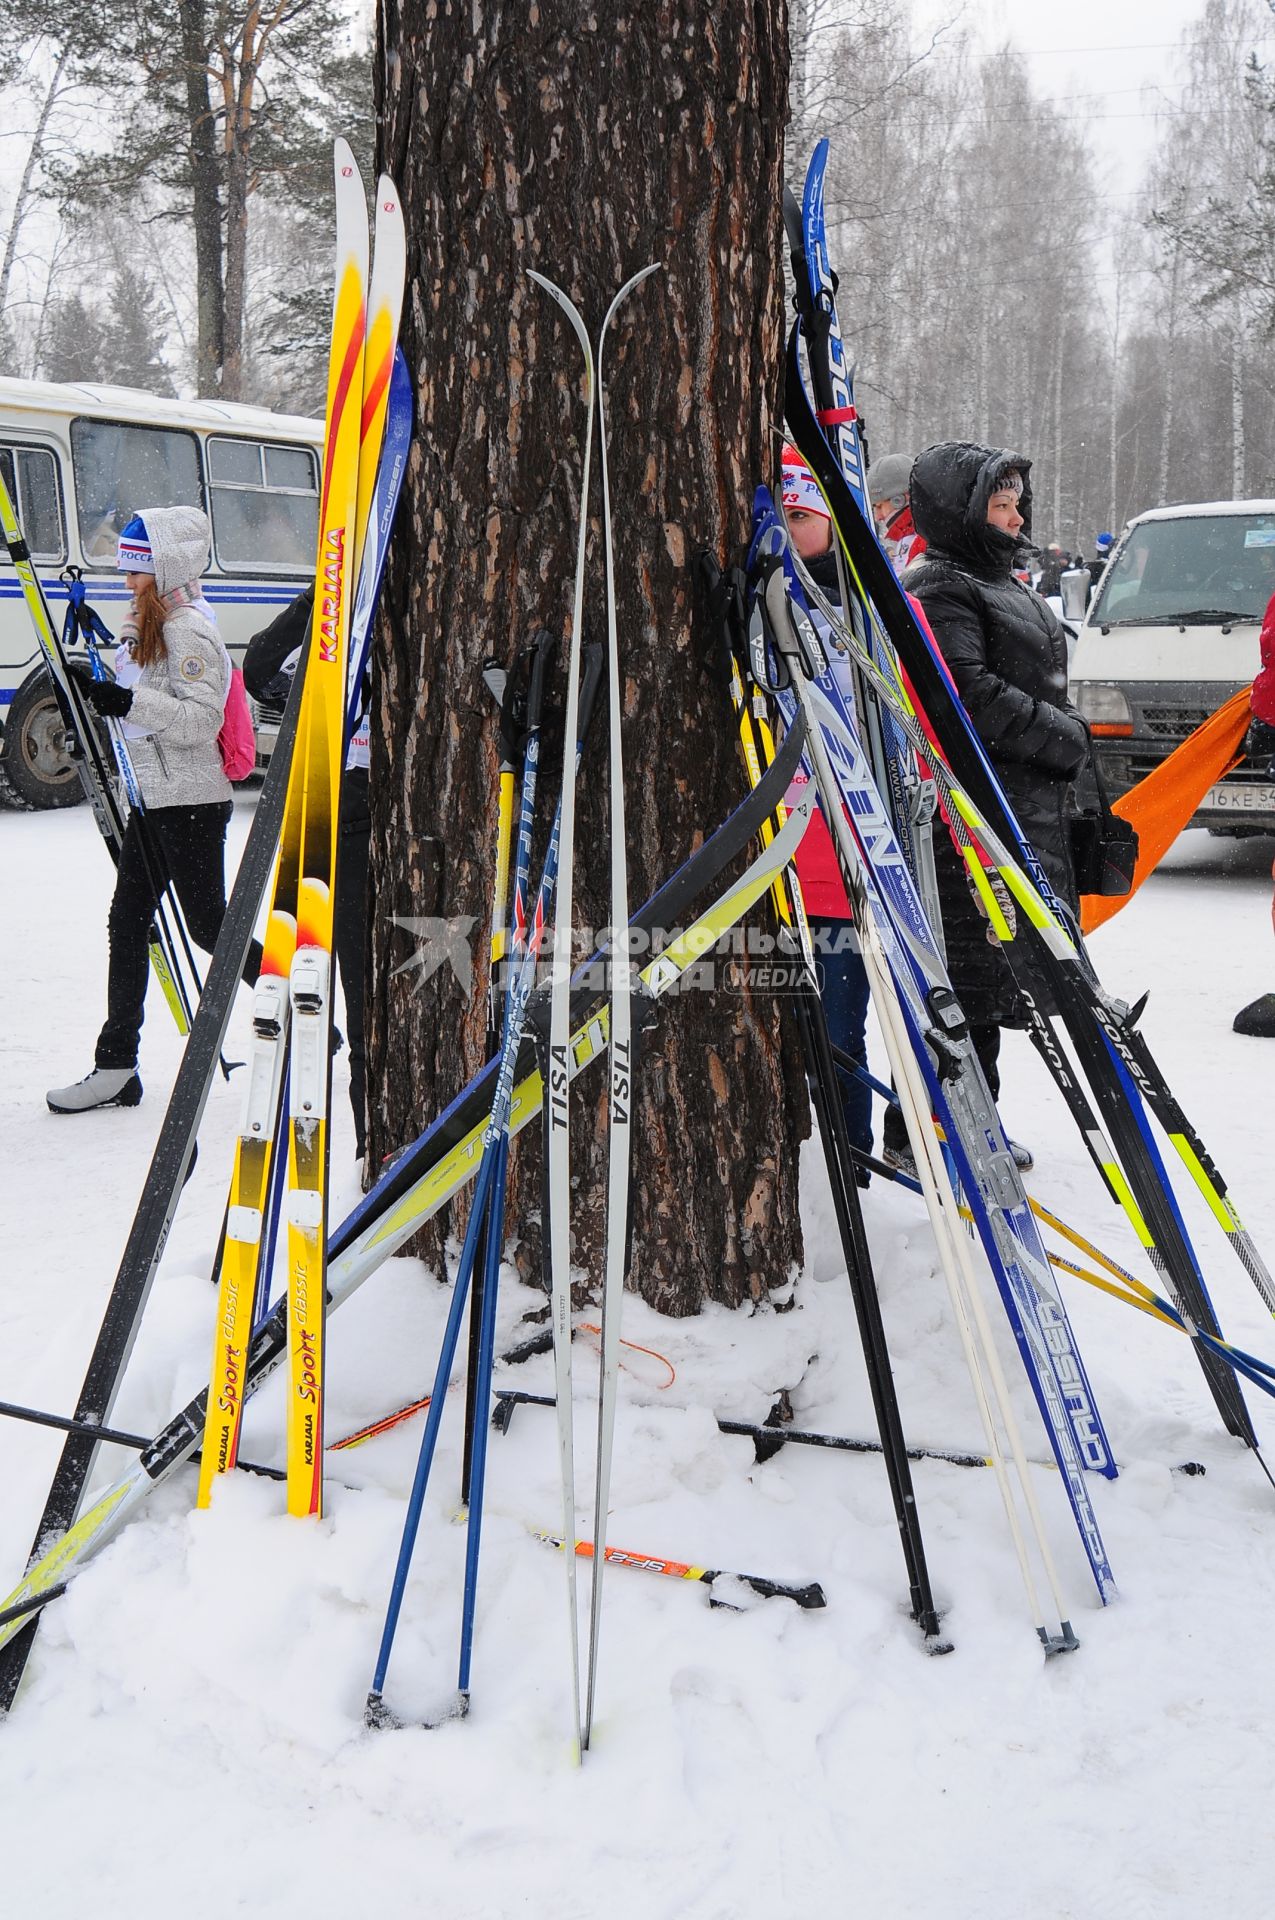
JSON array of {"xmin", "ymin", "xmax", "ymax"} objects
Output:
[{"xmin": 47, "ymin": 507, "xmax": 255, "ymax": 1112}]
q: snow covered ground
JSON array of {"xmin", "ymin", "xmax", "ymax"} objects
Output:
[{"xmin": 2, "ymin": 790, "xmax": 1275, "ymax": 1919}]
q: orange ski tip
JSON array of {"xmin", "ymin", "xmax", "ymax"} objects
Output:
[
  {"xmin": 261, "ymin": 911, "xmax": 298, "ymax": 976},
  {"xmin": 295, "ymin": 877, "xmax": 332, "ymax": 950}
]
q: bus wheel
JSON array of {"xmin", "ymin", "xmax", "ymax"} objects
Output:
[{"xmin": 0, "ymin": 669, "xmax": 86, "ymax": 810}]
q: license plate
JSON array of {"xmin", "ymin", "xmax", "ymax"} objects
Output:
[{"xmin": 1204, "ymin": 781, "xmax": 1275, "ymax": 812}]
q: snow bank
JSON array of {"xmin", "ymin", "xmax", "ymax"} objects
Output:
[{"xmin": 2, "ymin": 798, "xmax": 1274, "ymax": 1918}]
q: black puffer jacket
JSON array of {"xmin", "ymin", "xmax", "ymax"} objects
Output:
[{"xmin": 905, "ymin": 442, "xmax": 1089, "ymax": 1026}]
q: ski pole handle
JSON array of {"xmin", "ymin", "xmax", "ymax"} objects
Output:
[
  {"xmin": 708, "ymin": 1572, "xmax": 827, "ymax": 1610},
  {"xmin": 484, "ymin": 643, "xmax": 525, "ymax": 774},
  {"xmin": 481, "ymin": 658, "xmax": 508, "ymax": 712},
  {"xmin": 576, "ymin": 636, "xmax": 605, "ymax": 739},
  {"xmin": 524, "ymin": 625, "xmax": 556, "ymax": 740}
]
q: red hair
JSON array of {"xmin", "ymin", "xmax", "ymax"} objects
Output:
[{"xmin": 130, "ymin": 577, "xmax": 167, "ymax": 668}]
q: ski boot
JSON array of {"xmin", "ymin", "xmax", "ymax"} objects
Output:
[{"xmin": 47, "ymin": 1067, "xmax": 143, "ymax": 1114}]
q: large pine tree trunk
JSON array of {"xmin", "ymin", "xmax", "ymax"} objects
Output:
[
  {"xmin": 177, "ymin": 0, "xmax": 225, "ymax": 397},
  {"xmin": 367, "ymin": 0, "xmax": 806, "ymax": 1317}
]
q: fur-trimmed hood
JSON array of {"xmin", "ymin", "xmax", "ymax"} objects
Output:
[{"xmin": 909, "ymin": 442, "xmax": 1033, "ymax": 577}]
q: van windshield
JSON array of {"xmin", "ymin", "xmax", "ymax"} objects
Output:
[{"xmin": 1093, "ymin": 512, "xmax": 1275, "ymax": 626}]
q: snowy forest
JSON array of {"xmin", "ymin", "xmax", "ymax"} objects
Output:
[{"xmin": 1, "ymin": 0, "xmax": 1274, "ymax": 546}]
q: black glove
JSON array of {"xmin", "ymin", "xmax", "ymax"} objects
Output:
[
  {"xmin": 81, "ymin": 675, "xmax": 134, "ymax": 719},
  {"xmin": 1244, "ymin": 717, "xmax": 1275, "ymax": 774}
]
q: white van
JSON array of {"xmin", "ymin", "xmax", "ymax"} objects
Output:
[
  {"xmin": 1069, "ymin": 499, "xmax": 1275, "ymax": 833},
  {"xmin": 0, "ymin": 375, "xmax": 322, "ymax": 808}
]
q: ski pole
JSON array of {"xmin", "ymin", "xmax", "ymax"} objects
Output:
[
  {"xmin": 461, "ymin": 633, "xmax": 551, "ymax": 1506},
  {"xmin": 531, "ymin": 1529, "xmax": 825, "ymax": 1611},
  {"xmin": 365, "ymin": 639, "xmax": 599, "ymax": 1731},
  {"xmin": 457, "ymin": 640, "xmax": 602, "ymax": 1718}
]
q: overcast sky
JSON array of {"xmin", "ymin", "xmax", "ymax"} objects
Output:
[{"xmin": 937, "ymin": 0, "xmax": 1275, "ymax": 187}]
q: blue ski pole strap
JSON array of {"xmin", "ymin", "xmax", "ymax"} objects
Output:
[{"xmin": 60, "ymin": 566, "xmax": 117, "ymax": 649}]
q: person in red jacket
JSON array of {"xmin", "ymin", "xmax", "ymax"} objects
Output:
[
  {"xmin": 1234, "ymin": 589, "xmax": 1275, "ymax": 1036},
  {"xmin": 781, "ymin": 446, "xmax": 874, "ymax": 1176}
]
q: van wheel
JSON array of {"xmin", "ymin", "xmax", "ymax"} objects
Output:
[{"xmin": 0, "ymin": 669, "xmax": 88, "ymax": 810}]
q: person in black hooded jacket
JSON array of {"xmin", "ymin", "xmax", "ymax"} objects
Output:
[{"xmin": 894, "ymin": 443, "xmax": 1090, "ymax": 1159}]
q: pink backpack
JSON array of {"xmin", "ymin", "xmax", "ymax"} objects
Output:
[{"xmin": 218, "ymin": 667, "xmax": 257, "ymax": 782}]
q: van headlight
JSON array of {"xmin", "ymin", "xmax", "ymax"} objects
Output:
[{"xmin": 1074, "ymin": 683, "xmax": 1132, "ymax": 735}]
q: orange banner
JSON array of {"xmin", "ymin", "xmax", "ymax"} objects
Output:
[{"xmin": 1081, "ymin": 689, "xmax": 1252, "ymax": 933}]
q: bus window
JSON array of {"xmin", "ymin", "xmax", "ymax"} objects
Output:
[
  {"xmin": 70, "ymin": 419, "xmax": 203, "ymax": 564},
  {"xmin": 208, "ymin": 436, "xmax": 318, "ymax": 572},
  {"xmin": 0, "ymin": 443, "xmax": 66, "ymax": 562}
]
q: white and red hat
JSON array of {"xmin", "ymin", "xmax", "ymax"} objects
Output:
[{"xmin": 781, "ymin": 446, "xmax": 830, "ymax": 522}]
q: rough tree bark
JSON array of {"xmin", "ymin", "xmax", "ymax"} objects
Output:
[
  {"xmin": 219, "ymin": 58, "xmax": 255, "ymax": 404},
  {"xmin": 177, "ymin": 0, "xmax": 225, "ymax": 396},
  {"xmin": 368, "ymin": 0, "xmax": 807, "ymax": 1317}
]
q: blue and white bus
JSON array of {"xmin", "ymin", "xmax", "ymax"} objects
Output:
[{"xmin": 0, "ymin": 375, "xmax": 323, "ymax": 807}]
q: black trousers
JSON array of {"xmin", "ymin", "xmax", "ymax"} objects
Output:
[
  {"xmin": 96, "ymin": 802, "xmax": 261, "ymax": 1069},
  {"xmin": 334, "ymin": 768, "xmax": 371, "ymax": 1152}
]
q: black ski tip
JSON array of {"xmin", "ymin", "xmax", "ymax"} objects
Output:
[
  {"xmin": 1174, "ymin": 1460, "xmax": 1207, "ymax": 1477},
  {"xmin": 925, "ymin": 1636, "xmax": 956, "ymax": 1658}
]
